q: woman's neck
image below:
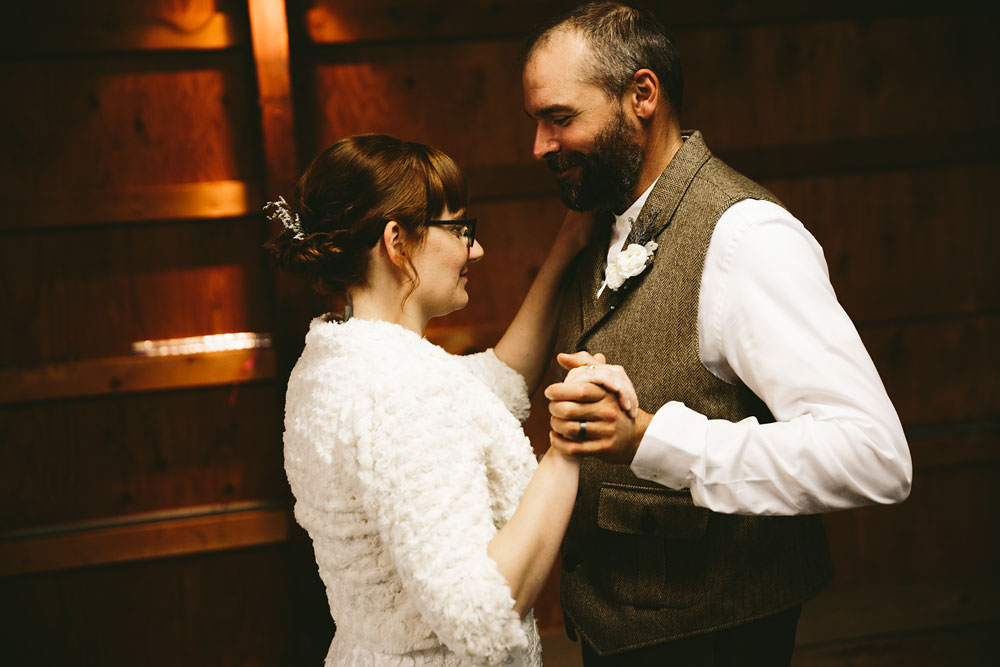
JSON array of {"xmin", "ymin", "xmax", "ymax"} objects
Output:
[{"xmin": 349, "ymin": 286, "xmax": 427, "ymax": 335}]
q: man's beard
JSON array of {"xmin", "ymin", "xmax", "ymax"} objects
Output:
[{"xmin": 546, "ymin": 109, "xmax": 642, "ymax": 214}]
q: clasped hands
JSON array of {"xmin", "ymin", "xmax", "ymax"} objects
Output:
[{"xmin": 544, "ymin": 351, "xmax": 652, "ymax": 464}]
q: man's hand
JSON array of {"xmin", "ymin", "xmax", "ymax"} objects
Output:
[{"xmin": 544, "ymin": 351, "xmax": 652, "ymax": 464}]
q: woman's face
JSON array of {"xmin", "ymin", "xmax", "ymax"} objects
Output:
[{"xmin": 407, "ymin": 207, "xmax": 484, "ymax": 320}]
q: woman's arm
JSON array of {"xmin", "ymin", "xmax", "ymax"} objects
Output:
[
  {"xmin": 487, "ymin": 447, "xmax": 580, "ymax": 617},
  {"xmin": 493, "ymin": 210, "xmax": 593, "ymax": 394}
]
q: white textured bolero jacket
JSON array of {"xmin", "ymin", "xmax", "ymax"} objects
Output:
[{"xmin": 283, "ymin": 317, "xmax": 542, "ymax": 666}]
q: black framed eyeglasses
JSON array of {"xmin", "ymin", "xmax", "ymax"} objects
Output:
[{"xmin": 427, "ymin": 218, "xmax": 477, "ymax": 248}]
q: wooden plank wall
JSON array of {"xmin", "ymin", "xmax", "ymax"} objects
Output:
[
  {"xmin": 1, "ymin": 1, "xmax": 997, "ymax": 665},
  {"xmin": 1, "ymin": 1, "xmax": 330, "ymax": 664},
  {"xmin": 287, "ymin": 0, "xmax": 999, "ymax": 663}
]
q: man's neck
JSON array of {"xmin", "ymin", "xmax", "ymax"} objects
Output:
[{"xmin": 628, "ymin": 122, "xmax": 684, "ymax": 209}]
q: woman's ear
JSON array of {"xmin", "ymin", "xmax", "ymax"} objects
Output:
[{"xmin": 381, "ymin": 220, "xmax": 411, "ymax": 272}]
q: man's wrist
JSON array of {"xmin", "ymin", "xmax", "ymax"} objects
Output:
[{"xmin": 627, "ymin": 409, "xmax": 654, "ymax": 462}]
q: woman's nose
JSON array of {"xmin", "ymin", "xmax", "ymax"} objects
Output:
[{"xmin": 468, "ymin": 239, "xmax": 484, "ymax": 262}]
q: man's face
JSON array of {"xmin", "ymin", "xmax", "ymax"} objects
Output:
[{"xmin": 523, "ymin": 31, "xmax": 643, "ymax": 213}]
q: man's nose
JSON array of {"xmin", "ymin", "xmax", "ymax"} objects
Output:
[{"xmin": 532, "ymin": 126, "xmax": 559, "ymax": 161}]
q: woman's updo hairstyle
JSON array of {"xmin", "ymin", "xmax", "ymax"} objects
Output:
[{"xmin": 267, "ymin": 133, "xmax": 468, "ymax": 295}]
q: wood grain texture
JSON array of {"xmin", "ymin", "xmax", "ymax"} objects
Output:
[
  {"xmin": 0, "ymin": 546, "xmax": 322, "ymax": 666},
  {"xmin": 860, "ymin": 314, "xmax": 1000, "ymax": 427},
  {"xmin": 796, "ymin": 575, "xmax": 1000, "ymax": 649},
  {"xmin": 7, "ymin": 0, "xmax": 250, "ymax": 53},
  {"xmin": 0, "ymin": 348, "xmax": 276, "ymax": 404},
  {"xmin": 249, "ymin": 0, "xmax": 299, "ymax": 197},
  {"xmin": 0, "ymin": 180, "xmax": 258, "ymax": 230},
  {"xmin": 294, "ymin": 0, "xmax": 997, "ymax": 44},
  {"xmin": 0, "ymin": 384, "xmax": 286, "ymax": 531},
  {"xmin": 823, "ymin": 446, "xmax": 1000, "ymax": 590},
  {"xmin": 0, "ymin": 217, "xmax": 272, "ymax": 366},
  {"xmin": 0, "ymin": 53, "xmax": 260, "ymax": 204},
  {"xmin": 765, "ymin": 164, "xmax": 1000, "ymax": 323},
  {"xmin": 678, "ymin": 14, "xmax": 999, "ymax": 151},
  {"xmin": 0, "ymin": 505, "xmax": 290, "ymax": 576},
  {"xmin": 296, "ymin": 13, "xmax": 998, "ymax": 171}
]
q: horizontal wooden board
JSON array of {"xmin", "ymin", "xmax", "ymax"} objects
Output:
[
  {"xmin": 459, "ymin": 162, "xmax": 1000, "ymax": 326},
  {"xmin": 860, "ymin": 314, "xmax": 1000, "ymax": 427},
  {"xmin": 0, "ymin": 180, "xmax": 258, "ymax": 230},
  {"xmin": 794, "ymin": 625, "xmax": 995, "ymax": 667},
  {"xmin": 823, "ymin": 455, "xmax": 1000, "ymax": 590},
  {"xmin": 678, "ymin": 14, "xmax": 999, "ymax": 152},
  {"xmin": 0, "ymin": 53, "xmax": 260, "ymax": 207},
  {"xmin": 796, "ymin": 575, "xmax": 1000, "ymax": 648},
  {"xmin": 538, "ymin": 576, "xmax": 1000, "ymax": 663},
  {"xmin": 0, "ymin": 217, "xmax": 273, "ymax": 366},
  {"xmin": 0, "ymin": 348, "xmax": 276, "ymax": 404},
  {"xmin": 296, "ymin": 39, "xmax": 534, "ymax": 171},
  {"xmin": 908, "ymin": 427, "xmax": 1000, "ymax": 470},
  {"xmin": 0, "ymin": 384, "xmax": 286, "ymax": 530},
  {"xmin": 7, "ymin": 0, "xmax": 249, "ymax": 54},
  {"xmin": 0, "ymin": 545, "xmax": 328, "ymax": 666},
  {"xmin": 297, "ymin": 14, "xmax": 998, "ymax": 171},
  {"xmin": 0, "ymin": 504, "xmax": 289, "ymax": 576},
  {"xmin": 766, "ymin": 163, "xmax": 1000, "ymax": 323},
  {"xmin": 427, "ymin": 311, "xmax": 999, "ymax": 432},
  {"xmin": 295, "ymin": 0, "xmax": 996, "ymax": 44}
]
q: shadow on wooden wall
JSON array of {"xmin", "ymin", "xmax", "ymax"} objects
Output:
[{"xmin": 0, "ymin": 1, "xmax": 996, "ymax": 665}]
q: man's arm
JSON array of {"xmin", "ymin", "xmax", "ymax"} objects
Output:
[{"xmin": 547, "ymin": 201, "xmax": 912, "ymax": 516}]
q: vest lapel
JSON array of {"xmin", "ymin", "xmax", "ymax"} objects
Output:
[
  {"xmin": 625, "ymin": 130, "xmax": 712, "ymax": 248},
  {"xmin": 577, "ymin": 215, "xmax": 615, "ymax": 345}
]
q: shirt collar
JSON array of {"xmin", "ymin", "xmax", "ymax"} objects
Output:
[{"xmin": 614, "ymin": 179, "xmax": 658, "ymax": 232}]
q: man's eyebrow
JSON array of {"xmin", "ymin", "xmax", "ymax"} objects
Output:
[{"xmin": 525, "ymin": 104, "xmax": 577, "ymax": 120}]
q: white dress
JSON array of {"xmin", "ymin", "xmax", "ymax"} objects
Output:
[{"xmin": 283, "ymin": 317, "xmax": 543, "ymax": 666}]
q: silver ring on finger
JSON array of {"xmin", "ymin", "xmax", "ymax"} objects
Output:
[{"xmin": 578, "ymin": 420, "xmax": 588, "ymax": 441}]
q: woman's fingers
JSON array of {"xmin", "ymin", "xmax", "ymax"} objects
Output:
[{"xmin": 562, "ymin": 364, "xmax": 639, "ymax": 418}]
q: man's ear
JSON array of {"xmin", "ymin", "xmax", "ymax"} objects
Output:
[{"xmin": 629, "ymin": 68, "xmax": 660, "ymax": 120}]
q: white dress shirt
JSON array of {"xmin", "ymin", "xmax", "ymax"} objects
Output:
[{"xmin": 605, "ymin": 190, "xmax": 912, "ymax": 515}]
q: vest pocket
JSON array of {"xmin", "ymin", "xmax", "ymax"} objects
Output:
[{"xmin": 593, "ymin": 483, "xmax": 710, "ymax": 609}]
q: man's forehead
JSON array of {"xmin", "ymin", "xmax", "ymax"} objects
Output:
[
  {"xmin": 523, "ymin": 31, "xmax": 602, "ymax": 113},
  {"xmin": 526, "ymin": 28, "xmax": 591, "ymax": 75}
]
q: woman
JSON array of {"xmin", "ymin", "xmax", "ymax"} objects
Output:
[{"xmin": 267, "ymin": 134, "xmax": 625, "ymax": 666}]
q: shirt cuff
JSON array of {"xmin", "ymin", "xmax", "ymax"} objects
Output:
[{"xmin": 630, "ymin": 401, "xmax": 707, "ymax": 490}]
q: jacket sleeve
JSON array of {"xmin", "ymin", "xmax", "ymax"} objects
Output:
[
  {"xmin": 352, "ymin": 372, "xmax": 528, "ymax": 665},
  {"xmin": 455, "ymin": 348, "xmax": 531, "ymax": 422}
]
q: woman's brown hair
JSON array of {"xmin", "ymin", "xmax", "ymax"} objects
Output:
[{"xmin": 266, "ymin": 134, "xmax": 467, "ymax": 296}]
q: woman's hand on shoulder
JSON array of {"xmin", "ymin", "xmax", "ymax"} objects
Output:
[{"xmin": 557, "ymin": 209, "xmax": 596, "ymax": 256}]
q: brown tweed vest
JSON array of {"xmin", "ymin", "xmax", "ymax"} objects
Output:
[{"xmin": 555, "ymin": 131, "xmax": 832, "ymax": 654}]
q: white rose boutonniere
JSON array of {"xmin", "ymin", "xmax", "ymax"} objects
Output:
[{"xmin": 604, "ymin": 241, "xmax": 659, "ymax": 291}]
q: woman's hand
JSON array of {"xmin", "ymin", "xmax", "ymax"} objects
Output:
[
  {"xmin": 555, "ymin": 209, "xmax": 596, "ymax": 256},
  {"xmin": 555, "ymin": 351, "xmax": 639, "ymax": 417}
]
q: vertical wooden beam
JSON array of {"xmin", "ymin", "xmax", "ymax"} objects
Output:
[
  {"xmin": 248, "ymin": 0, "xmax": 298, "ymax": 197},
  {"xmin": 247, "ymin": 0, "xmax": 323, "ymax": 373}
]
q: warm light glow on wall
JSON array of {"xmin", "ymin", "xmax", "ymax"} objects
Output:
[{"xmin": 132, "ymin": 332, "xmax": 272, "ymax": 357}]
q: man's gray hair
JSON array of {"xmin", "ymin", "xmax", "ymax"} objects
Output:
[{"xmin": 523, "ymin": 2, "xmax": 684, "ymax": 115}]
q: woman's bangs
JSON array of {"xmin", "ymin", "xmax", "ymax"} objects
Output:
[{"xmin": 424, "ymin": 150, "xmax": 468, "ymax": 217}]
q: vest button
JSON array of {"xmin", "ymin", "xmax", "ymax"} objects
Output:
[{"xmin": 641, "ymin": 511, "xmax": 658, "ymax": 535}]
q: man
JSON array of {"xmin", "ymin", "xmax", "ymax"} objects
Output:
[{"xmin": 521, "ymin": 3, "xmax": 912, "ymax": 665}]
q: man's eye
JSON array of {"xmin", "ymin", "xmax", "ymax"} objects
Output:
[{"xmin": 553, "ymin": 116, "xmax": 572, "ymax": 127}]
